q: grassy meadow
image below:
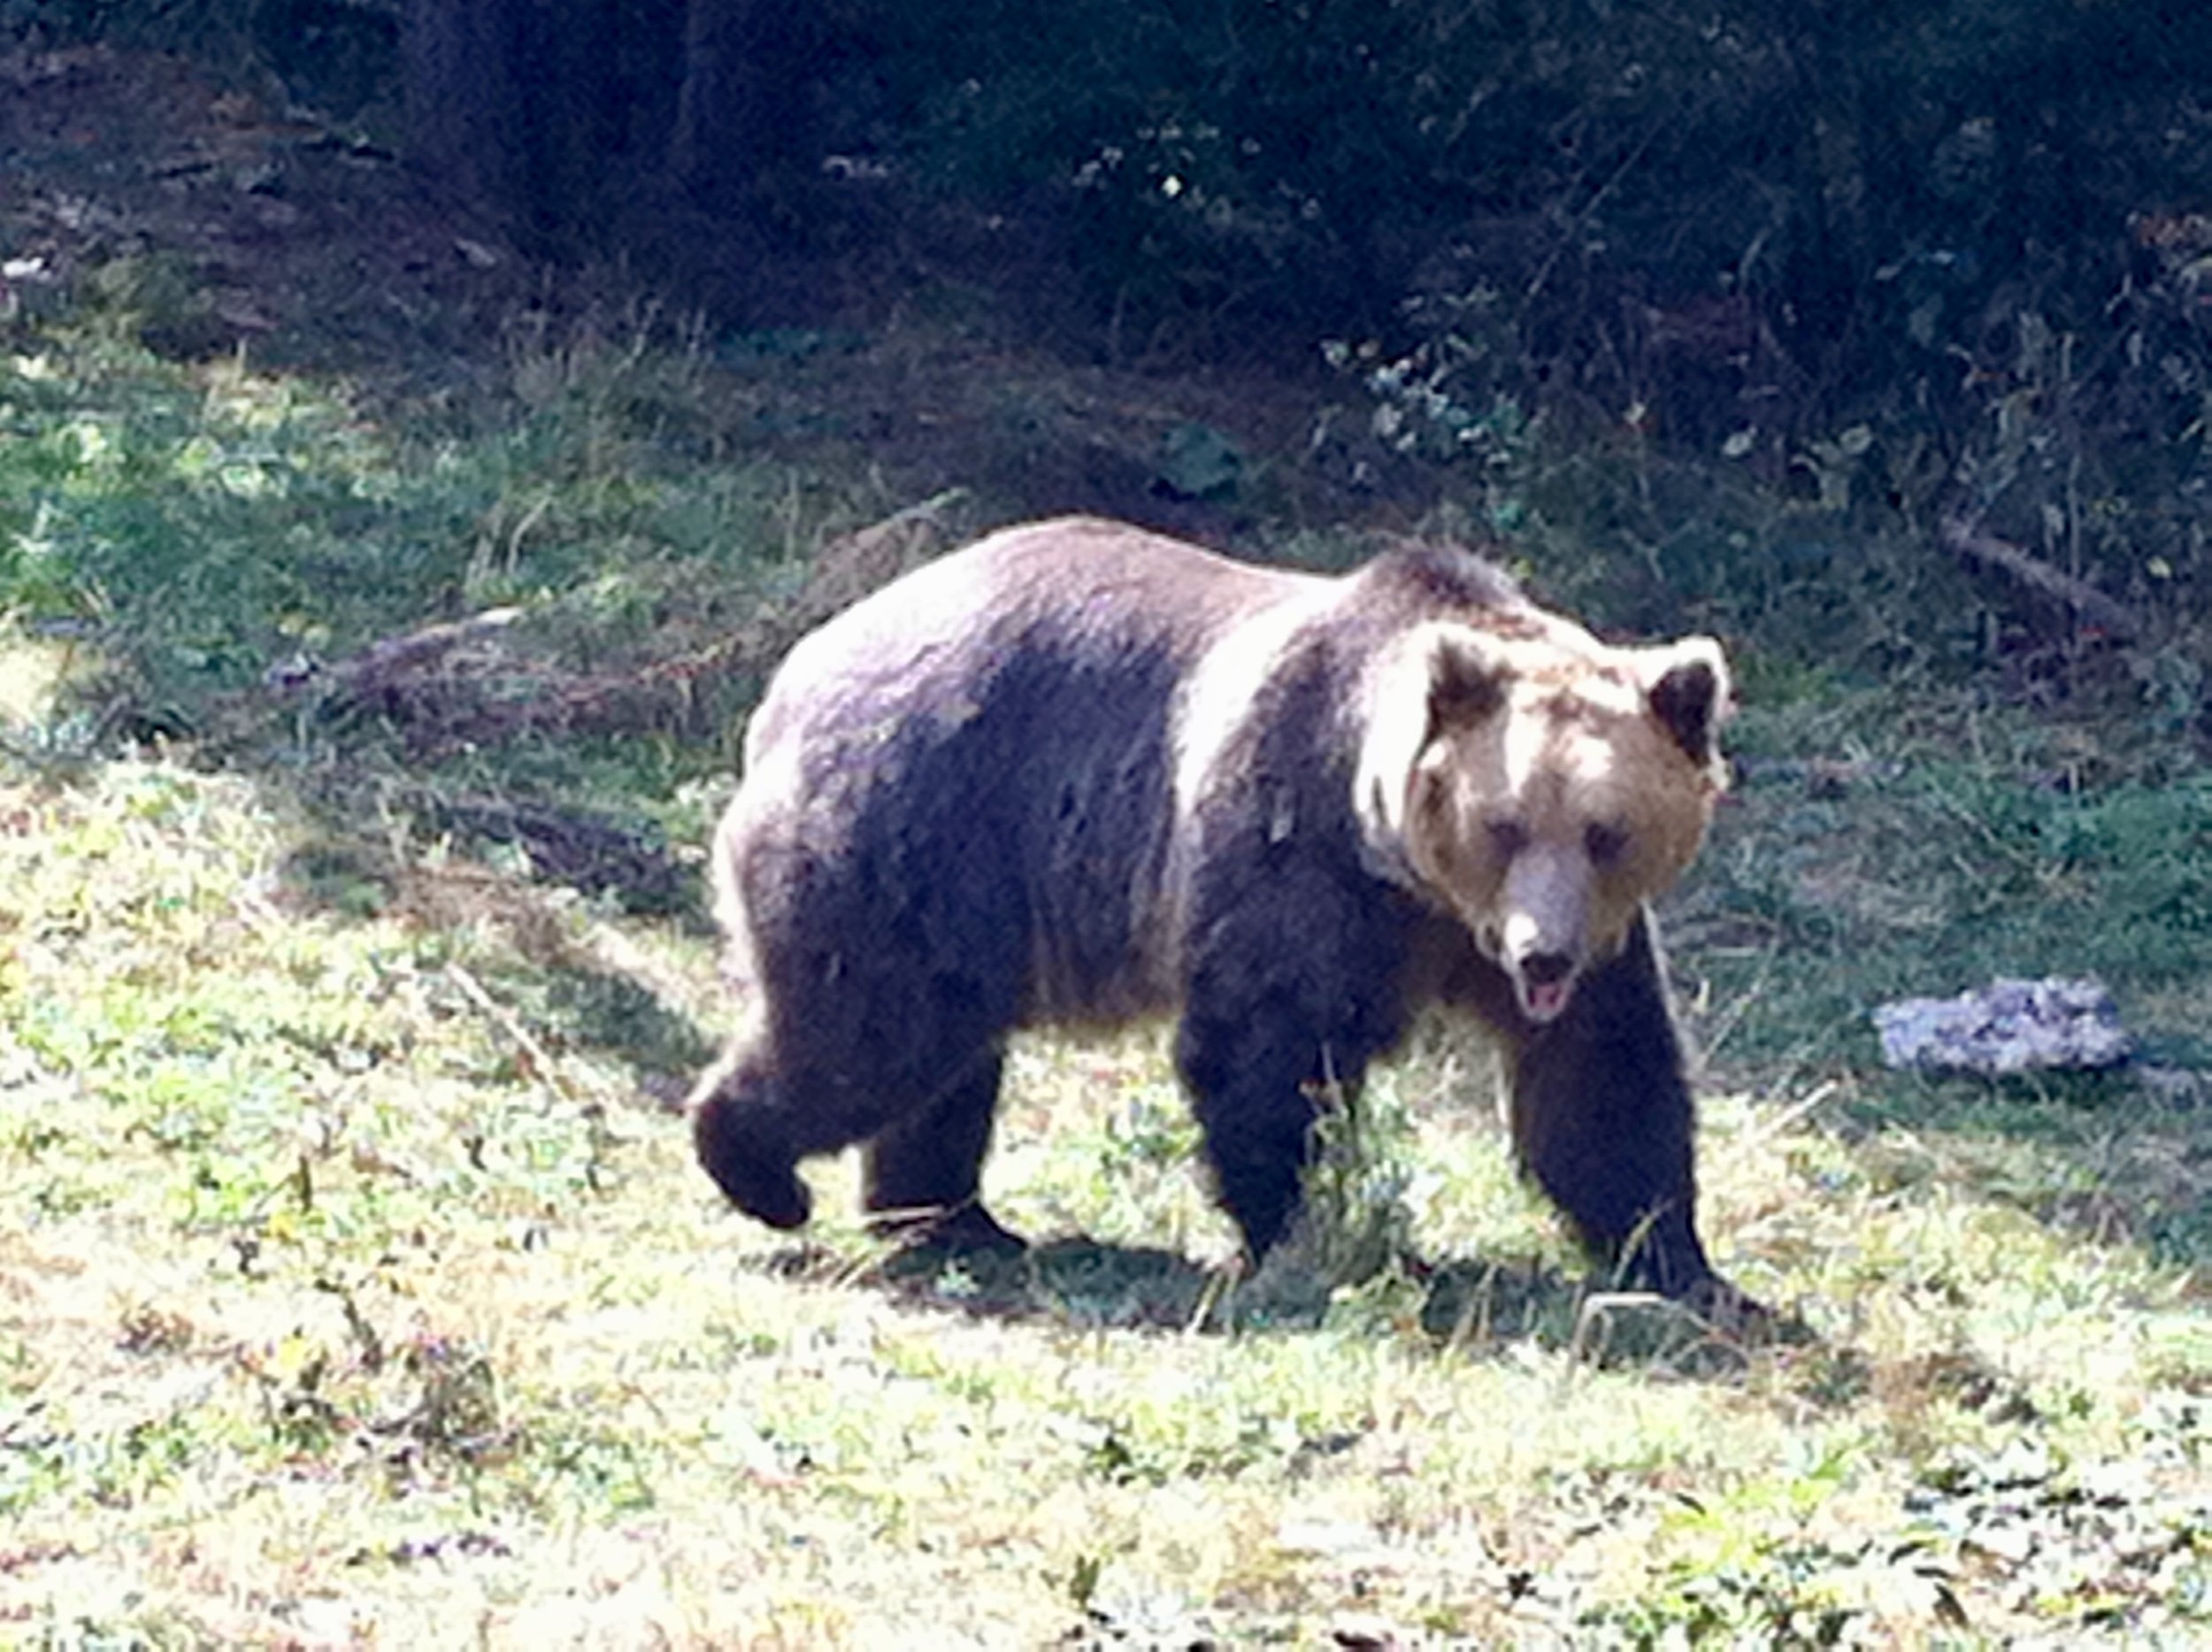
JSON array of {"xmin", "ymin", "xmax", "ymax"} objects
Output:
[{"xmin": 0, "ymin": 285, "xmax": 2206, "ymax": 1649}]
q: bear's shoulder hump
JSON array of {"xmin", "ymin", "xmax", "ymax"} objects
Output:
[{"xmin": 1358, "ymin": 540, "xmax": 1523, "ymax": 615}]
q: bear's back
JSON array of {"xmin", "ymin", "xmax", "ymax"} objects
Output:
[
  {"xmin": 731, "ymin": 519, "xmax": 1339, "ymax": 1018},
  {"xmin": 746, "ymin": 519, "xmax": 1317, "ymax": 761}
]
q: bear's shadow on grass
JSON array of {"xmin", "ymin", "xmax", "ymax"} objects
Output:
[{"xmin": 753, "ymin": 1236, "xmax": 1770, "ymax": 1375}]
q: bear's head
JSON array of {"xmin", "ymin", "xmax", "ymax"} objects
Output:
[{"xmin": 1359, "ymin": 619, "xmax": 1731, "ymax": 1023}]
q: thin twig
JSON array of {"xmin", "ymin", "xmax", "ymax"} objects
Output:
[
  {"xmin": 444, "ymin": 960, "xmax": 574, "ymax": 1106},
  {"xmin": 1749, "ymin": 1080, "xmax": 1840, "ymax": 1146}
]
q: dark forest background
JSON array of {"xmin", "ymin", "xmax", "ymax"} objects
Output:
[{"xmin": 18, "ymin": 0, "xmax": 2212, "ymax": 705}]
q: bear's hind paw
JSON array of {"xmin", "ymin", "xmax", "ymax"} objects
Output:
[{"xmin": 694, "ymin": 1099, "xmax": 812, "ymax": 1229}]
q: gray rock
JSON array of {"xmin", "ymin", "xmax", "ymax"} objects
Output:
[{"xmin": 1871, "ymin": 978, "xmax": 2134, "ymax": 1076}]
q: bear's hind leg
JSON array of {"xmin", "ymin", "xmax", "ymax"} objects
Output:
[{"xmin": 863, "ymin": 1046, "xmax": 1024, "ymax": 1252}]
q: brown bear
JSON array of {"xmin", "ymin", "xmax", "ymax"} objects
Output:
[{"xmin": 690, "ymin": 517, "xmax": 1754, "ymax": 1315}]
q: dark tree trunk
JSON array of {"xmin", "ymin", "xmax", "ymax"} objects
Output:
[
  {"xmin": 403, "ymin": 0, "xmax": 686, "ymax": 243},
  {"xmin": 403, "ymin": 0, "xmax": 529, "ymax": 218},
  {"xmin": 670, "ymin": 0, "xmax": 825, "ymax": 205}
]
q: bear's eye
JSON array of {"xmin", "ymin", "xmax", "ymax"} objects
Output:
[
  {"xmin": 1486, "ymin": 818, "xmax": 1529, "ymax": 858},
  {"xmin": 1585, "ymin": 822, "xmax": 1628, "ymax": 866}
]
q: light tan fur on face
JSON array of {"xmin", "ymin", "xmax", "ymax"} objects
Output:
[{"xmin": 1357, "ymin": 619, "xmax": 1729, "ymax": 1021}]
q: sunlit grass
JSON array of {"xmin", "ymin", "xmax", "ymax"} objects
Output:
[
  {"xmin": 0, "ymin": 752, "xmax": 2201, "ymax": 1643},
  {"xmin": 0, "ymin": 296, "xmax": 2204, "ymax": 1644}
]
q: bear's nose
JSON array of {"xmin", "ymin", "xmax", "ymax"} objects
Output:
[{"xmin": 1518, "ymin": 950, "xmax": 1574, "ymax": 987}]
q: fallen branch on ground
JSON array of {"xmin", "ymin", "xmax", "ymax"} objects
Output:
[{"xmin": 1939, "ymin": 517, "xmax": 2143, "ymax": 642}]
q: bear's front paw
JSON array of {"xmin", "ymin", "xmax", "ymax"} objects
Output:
[{"xmin": 1679, "ymin": 1272, "xmax": 1803, "ymax": 1344}]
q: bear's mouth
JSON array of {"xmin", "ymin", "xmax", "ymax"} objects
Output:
[
  {"xmin": 1477, "ymin": 923, "xmax": 1580, "ymax": 1023},
  {"xmin": 1518, "ymin": 975, "xmax": 1575, "ymax": 1023}
]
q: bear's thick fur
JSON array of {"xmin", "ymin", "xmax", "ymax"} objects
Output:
[{"xmin": 691, "ymin": 517, "xmax": 1748, "ymax": 1310}]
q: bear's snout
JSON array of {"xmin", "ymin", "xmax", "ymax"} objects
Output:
[{"xmin": 1495, "ymin": 849, "xmax": 1592, "ymax": 1022}]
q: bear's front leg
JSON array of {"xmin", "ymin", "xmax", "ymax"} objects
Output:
[
  {"xmin": 1174, "ymin": 999, "xmax": 1333, "ymax": 1259},
  {"xmin": 1173, "ymin": 872, "xmax": 1409, "ymax": 1261},
  {"xmin": 1499, "ymin": 910, "xmax": 1756, "ymax": 1318}
]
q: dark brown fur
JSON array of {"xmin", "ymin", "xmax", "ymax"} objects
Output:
[{"xmin": 690, "ymin": 517, "xmax": 1751, "ymax": 1312}]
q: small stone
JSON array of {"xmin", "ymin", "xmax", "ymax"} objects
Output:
[{"xmin": 1871, "ymin": 977, "xmax": 2134, "ymax": 1076}]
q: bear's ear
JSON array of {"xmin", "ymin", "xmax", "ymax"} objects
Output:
[
  {"xmin": 1356, "ymin": 625, "xmax": 1515, "ymax": 849},
  {"xmin": 1640, "ymin": 638, "xmax": 1732, "ymax": 765},
  {"xmin": 1425, "ymin": 626, "xmax": 1515, "ymax": 730}
]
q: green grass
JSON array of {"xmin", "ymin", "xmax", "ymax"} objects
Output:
[
  {"xmin": 0, "ymin": 759, "xmax": 2200, "ymax": 1643},
  {"xmin": 0, "ymin": 295, "xmax": 2205, "ymax": 1646}
]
